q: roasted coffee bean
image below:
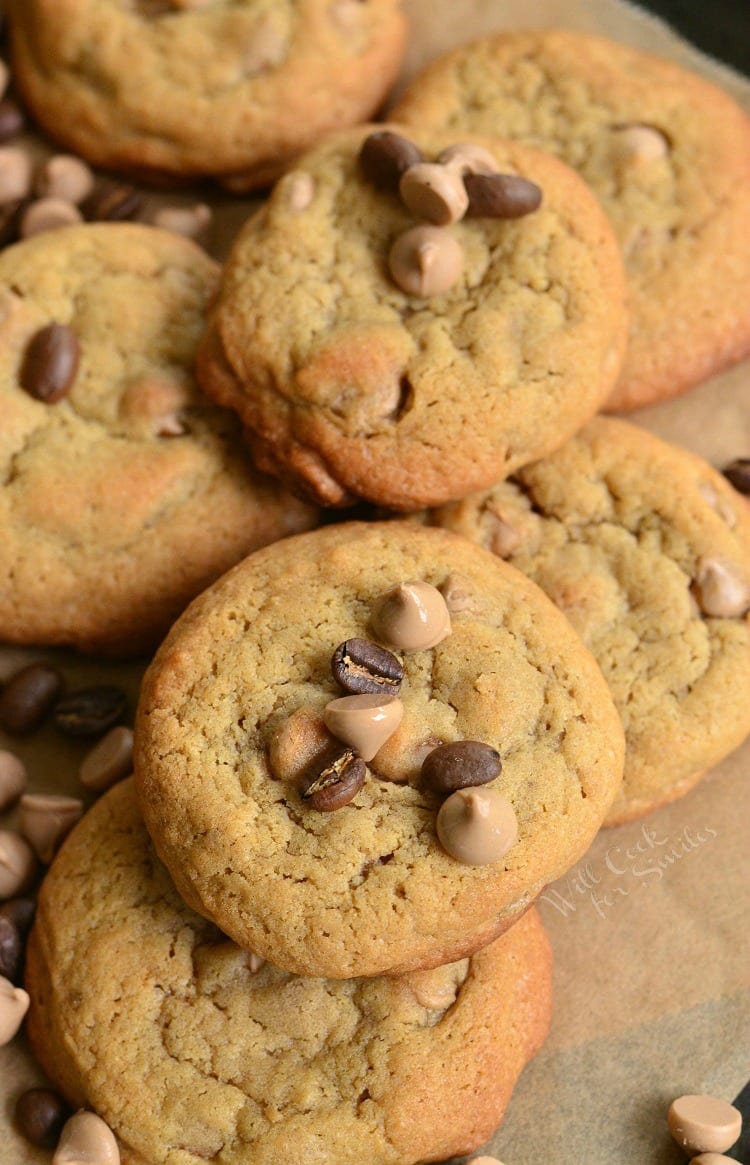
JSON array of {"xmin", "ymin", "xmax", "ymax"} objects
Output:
[
  {"xmin": 464, "ymin": 172, "xmax": 542, "ymax": 219},
  {"xmin": 359, "ymin": 131, "xmax": 424, "ymax": 191},
  {"xmin": 15, "ymin": 1088, "xmax": 71, "ymax": 1149},
  {"xmin": 723, "ymin": 458, "xmax": 750, "ymax": 496},
  {"xmin": 301, "ymin": 746, "xmax": 366, "ymax": 811},
  {"xmin": 20, "ymin": 323, "xmax": 80, "ymax": 403},
  {"xmin": 83, "ymin": 181, "xmax": 142, "ymax": 222},
  {"xmin": 0, "ymin": 99, "xmax": 26, "ymax": 143},
  {"xmin": 0, "ymin": 896, "xmax": 36, "ymax": 936},
  {"xmin": 421, "ymin": 740, "xmax": 501, "ymax": 794},
  {"xmin": 53, "ymin": 685, "xmax": 127, "ymax": 737},
  {"xmin": 0, "ymin": 664, "xmax": 63, "ymax": 734},
  {"xmin": 0, "ymin": 915, "xmax": 21, "ymax": 982},
  {"xmin": 331, "ymin": 638, "xmax": 403, "ymax": 696}
]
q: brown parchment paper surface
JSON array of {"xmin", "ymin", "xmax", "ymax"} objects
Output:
[{"xmin": 1, "ymin": 2, "xmax": 749, "ymax": 1163}]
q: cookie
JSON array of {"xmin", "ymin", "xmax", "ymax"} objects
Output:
[
  {"xmin": 25, "ymin": 779, "xmax": 553, "ymax": 1165},
  {"xmin": 8, "ymin": 0, "xmax": 407, "ymax": 189},
  {"xmin": 429, "ymin": 418, "xmax": 750, "ymax": 825},
  {"xmin": 196, "ymin": 124, "xmax": 628, "ymax": 509},
  {"xmin": 134, "ymin": 521, "xmax": 624, "ymax": 978},
  {"xmin": 0, "ymin": 222, "xmax": 317, "ymax": 656},
  {"xmin": 391, "ymin": 29, "xmax": 750, "ymax": 411}
]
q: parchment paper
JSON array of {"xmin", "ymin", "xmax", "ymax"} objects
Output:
[{"xmin": 1, "ymin": 3, "xmax": 749, "ymax": 1163}]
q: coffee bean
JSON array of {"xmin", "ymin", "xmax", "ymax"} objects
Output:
[
  {"xmin": 0, "ymin": 916, "xmax": 21, "ymax": 982},
  {"xmin": 359, "ymin": 131, "xmax": 424, "ymax": 191},
  {"xmin": 421, "ymin": 740, "xmax": 502, "ymax": 794},
  {"xmin": 331, "ymin": 638, "xmax": 403, "ymax": 696},
  {"xmin": 723, "ymin": 458, "xmax": 750, "ymax": 496},
  {"xmin": 0, "ymin": 99, "xmax": 26, "ymax": 143},
  {"xmin": 0, "ymin": 896, "xmax": 36, "ymax": 936},
  {"xmin": 82, "ymin": 181, "xmax": 142, "ymax": 222},
  {"xmin": 53, "ymin": 686, "xmax": 127, "ymax": 737},
  {"xmin": 20, "ymin": 323, "xmax": 80, "ymax": 404},
  {"xmin": 464, "ymin": 172, "xmax": 542, "ymax": 219},
  {"xmin": 0, "ymin": 664, "xmax": 63, "ymax": 734},
  {"xmin": 301, "ymin": 746, "xmax": 366, "ymax": 811},
  {"xmin": 15, "ymin": 1088, "xmax": 70, "ymax": 1149}
]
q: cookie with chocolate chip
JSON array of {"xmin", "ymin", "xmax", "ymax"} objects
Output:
[
  {"xmin": 26, "ymin": 779, "xmax": 552, "ymax": 1165},
  {"xmin": 0, "ymin": 222, "xmax": 317, "ymax": 655},
  {"xmin": 8, "ymin": 0, "xmax": 407, "ymax": 189},
  {"xmin": 197, "ymin": 124, "xmax": 628, "ymax": 509},
  {"xmin": 392, "ymin": 29, "xmax": 750, "ymax": 410},
  {"xmin": 135, "ymin": 521, "xmax": 624, "ymax": 977},
  {"xmin": 430, "ymin": 418, "xmax": 750, "ymax": 824}
]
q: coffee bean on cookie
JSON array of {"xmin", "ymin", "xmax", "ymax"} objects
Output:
[
  {"xmin": 723, "ymin": 458, "xmax": 750, "ymax": 495},
  {"xmin": 15, "ymin": 1088, "xmax": 71, "ymax": 1150},
  {"xmin": 359, "ymin": 131, "xmax": 424, "ymax": 191},
  {"xmin": 0, "ymin": 664, "xmax": 62, "ymax": 734},
  {"xmin": 464, "ymin": 172, "xmax": 542, "ymax": 218},
  {"xmin": 53, "ymin": 686, "xmax": 127, "ymax": 737},
  {"xmin": 421, "ymin": 740, "xmax": 501, "ymax": 794},
  {"xmin": 331, "ymin": 638, "xmax": 403, "ymax": 696},
  {"xmin": 20, "ymin": 323, "xmax": 80, "ymax": 403},
  {"xmin": 300, "ymin": 746, "xmax": 366, "ymax": 811}
]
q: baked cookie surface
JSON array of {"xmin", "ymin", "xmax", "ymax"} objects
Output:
[
  {"xmin": 135, "ymin": 522, "xmax": 624, "ymax": 978},
  {"xmin": 0, "ymin": 223, "xmax": 317, "ymax": 655},
  {"xmin": 8, "ymin": 0, "xmax": 407, "ymax": 189},
  {"xmin": 26, "ymin": 780, "xmax": 552, "ymax": 1165},
  {"xmin": 392, "ymin": 29, "xmax": 750, "ymax": 410},
  {"xmin": 430, "ymin": 418, "xmax": 750, "ymax": 824},
  {"xmin": 197, "ymin": 125, "xmax": 628, "ymax": 509}
]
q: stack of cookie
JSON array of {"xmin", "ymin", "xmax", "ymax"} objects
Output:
[{"xmin": 0, "ymin": 6, "xmax": 749, "ymax": 1165}]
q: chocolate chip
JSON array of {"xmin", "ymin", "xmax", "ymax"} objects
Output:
[
  {"xmin": 0, "ymin": 664, "xmax": 63, "ymax": 735},
  {"xmin": 359, "ymin": 131, "xmax": 424, "ymax": 191},
  {"xmin": 82, "ymin": 182, "xmax": 142, "ymax": 222},
  {"xmin": 464, "ymin": 172, "xmax": 542, "ymax": 218},
  {"xmin": 0, "ymin": 896, "xmax": 36, "ymax": 936},
  {"xmin": 723, "ymin": 458, "xmax": 750, "ymax": 496},
  {"xmin": 53, "ymin": 686, "xmax": 127, "ymax": 737},
  {"xmin": 0, "ymin": 916, "xmax": 21, "ymax": 982},
  {"xmin": 421, "ymin": 740, "xmax": 502, "ymax": 794},
  {"xmin": 301, "ymin": 745, "xmax": 366, "ymax": 811},
  {"xmin": 331, "ymin": 638, "xmax": 403, "ymax": 696},
  {"xmin": 15, "ymin": 1088, "xmax": 71, "ymax": 1149},
  {"xmin": 0, "ymin": 99, "xmax": 26, "ymax": 143},
  {"xmin": 20, "ymin": 323, "xmax": 80, "ymax": 404}
]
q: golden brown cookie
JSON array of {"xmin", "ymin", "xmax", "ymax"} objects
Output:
[
  {"xmin": 196, "ymin": 125, "xmax": 628, "ymax": 509},
  {"xmin": 430, "ymin": 418, "xmax": 750, "ymax": 824},
  {"xmin": 0, "ymin": 223, "xmax": 317, "ymax": 655},
  {"xmin": 26, "ymin": 780, "xmax": 552, "ymax": 1165},
  {"xmin": 8, "ymin": 0, "xmax": 407, "ymax": 189},
  {"xmin": 134, "ymin": 521, "xmax": 624, "ymax": 977},
  {"xmin": 392, "ymin": 29, "xmax": 750, "ymax": 411}
]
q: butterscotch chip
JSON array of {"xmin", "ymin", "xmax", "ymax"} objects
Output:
[
  {"xmin": 197, "ymin": 125, "xmax": 627, "ymax": 509},
  {"xmin": 25, "ymin": 780, "xmax": 552, "ymax": 1165},
  {"xmin": 135, "ymin": 522, "xmax": 624, "ymax": 978},
  {"xmin": 392, "ymin": 29, "xmax": 750, "ymax": 410},
  {"xmin": 9, "ymin": 1, "xmax": 407, "ymax": 189},
  {"xmin": 667, "ymin": 1095, "xmax": 742, "ymax": 1155},
  {"xmin": 431, "ymin": 417, "xmax": 750, "ymax": 825},
  {"xmin": 0, "ymin": 223, "xmax": 317, "ymax": 655}
]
